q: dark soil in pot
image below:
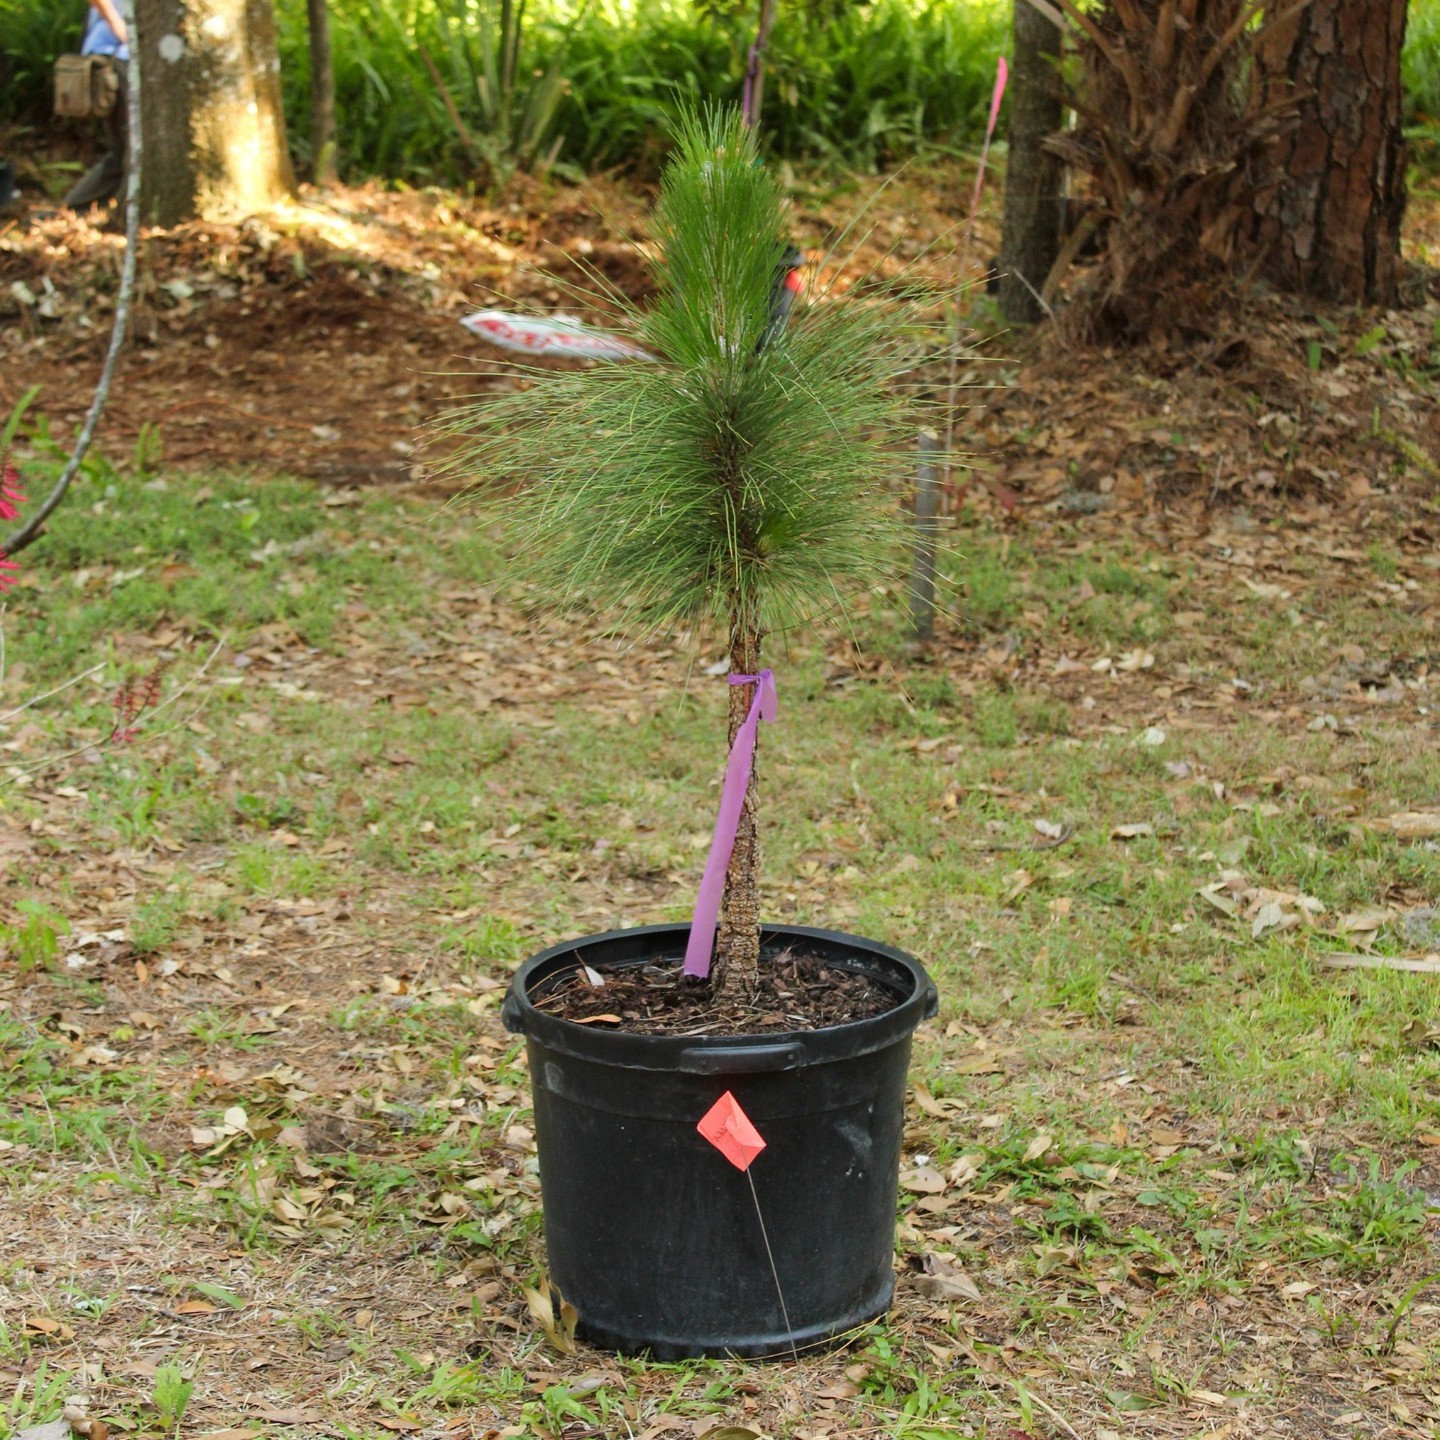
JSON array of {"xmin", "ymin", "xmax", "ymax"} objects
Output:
[{"xmin": 531, "ymin": 946, "xmax": 903, "ymax": 1035}]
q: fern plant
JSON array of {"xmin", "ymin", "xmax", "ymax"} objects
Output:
[{"xmin": 451, "ymin": 106, "xmax": 925, "ymax": 999}]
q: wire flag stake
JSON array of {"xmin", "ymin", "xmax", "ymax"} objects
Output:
[{"xmin": 697, "ymin": 1090, "xmax": 799, "ymax": 1362}]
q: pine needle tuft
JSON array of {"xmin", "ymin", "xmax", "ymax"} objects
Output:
[{"xmin": 448, "ymin": 106, "xmax": 930, "ymax": 642}]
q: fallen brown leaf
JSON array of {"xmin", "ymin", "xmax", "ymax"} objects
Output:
[
  {"xmin": 952, "ymin": 1053, "xmax": 1004, "ymax": 1076},
  {"xmin": 524, "ymin": 1278, "xmax": 578, "ymax": 1355},
  {"xmin": 1374, "ymin": 812, "xmax": 1440, "ymax": 839},
  {"xmin": 899, "ymin": 1166, "xmax": 947, "ymax": 1195},
  {"xmin": 1320, "ymin": 952, "xmax": 1440, "ymax": 974},
  {"xmin": 910, "ymin": 1254, "xmax": 981, "ymax": 1302}
]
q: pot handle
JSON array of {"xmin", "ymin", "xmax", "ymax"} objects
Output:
[
  {"xmin": 677, "ymin": 1042, "xmax": 804, "ymax": 1074},
  {"xmin": 500, "ymin": 992, "xmax": 525, "ymax": 1035},
  {"xmin": 923, "ymin": 980, "xmax": 939, "ymax": 1020}
]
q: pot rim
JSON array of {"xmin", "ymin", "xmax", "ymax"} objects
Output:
[{"xmin": 501, "ymin": 921, "xmax": 938, "ymax": 1072}]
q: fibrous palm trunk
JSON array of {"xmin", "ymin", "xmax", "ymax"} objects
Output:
[{"xmin": 1048, "ymin": 0, "xmax": 1301, "ymax": 341}]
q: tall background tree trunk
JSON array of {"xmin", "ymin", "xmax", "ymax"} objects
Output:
[
  {"xmin": 307, "ymin": 0, "xmax": 338, "ymax": 186},
  {"xmin": 1245, "ymin": 0, "xmax": 1408, "ymax": 304},
  {"xmin": 135, "ymin": 0, "xmax": 296, "ymax": 225},
  {"xmin": 999, "ymin": 0, "xmax": 1065, "ymax": 323}
]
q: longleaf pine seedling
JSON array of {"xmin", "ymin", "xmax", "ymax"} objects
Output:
[{"xmin": 453, "ymin": 106, "xmax": 933, "ymax": 1000}]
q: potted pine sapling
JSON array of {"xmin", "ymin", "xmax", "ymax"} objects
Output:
[{"xmin": 453, "ymin": 108, "xmax": 939, "ymax": 1360}]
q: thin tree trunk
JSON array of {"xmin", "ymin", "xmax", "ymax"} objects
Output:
[
  {"xmin": 307, "ymin": 0, "xmax": 337, "ymax": 186},
  {"xmin": 1244, "ymin": 0, "xmax": 1408, "ymax": 304},
  {"xmin": 135, "ymin": 0, "xmax": 194, "ymax": 223},
  {"xmin": 711, "ymin": 604, "xmax": 763, "ymax": 1002},
  {"xmin": 741, "ymin": 0, "xmax": 780, "ymax": 131},
  {"xmin": 500, "ymin": 0, "xmax": 518, "ymax": 94},
  {"xmin": 998, "ymin": 0, "xmax": 1065, "ymax": 323},
  {"xmin": 135, "ymin": 0, "xmax": 296, "ymax": 224}
]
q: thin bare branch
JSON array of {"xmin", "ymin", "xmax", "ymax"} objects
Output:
[
  {"xmin": 1019, "ymin": 0, "xmax": 1070, "ymax": 31},
  {"xmin": 417, "ymin": 45, "xmax": 483, "ymax": 162},
  {"xmin": 1, "ymin": 0, "xmax": 141, "ymax": 559},
  {"xmin": 0, "ymin": 661, "xmax": 107, "ymax": 726}
]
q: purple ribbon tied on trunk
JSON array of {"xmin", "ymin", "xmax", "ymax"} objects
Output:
[{"xmin": 683, "ymin": 669, "xmax": 778, "ymax": 979}]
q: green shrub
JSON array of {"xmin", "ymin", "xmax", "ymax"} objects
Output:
[{"xmin": 3, "ymin": 0, "xmax": 1008, "ymax": 177}]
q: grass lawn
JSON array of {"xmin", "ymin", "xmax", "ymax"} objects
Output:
[{"xmin": 1, "ymin": 459, "xmax": 1439, "ymax": 1439}]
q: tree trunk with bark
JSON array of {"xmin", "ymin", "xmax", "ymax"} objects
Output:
[
  {"xmin": 1244, "ymin": 0, "xmax": 1408, "ymax": 305},
  {"xmin": 710, "ymin": 604, "xmax": 763, "ymax": 1003},
  {"xmin": 135, "ymin": 0, "xmax": 296, "ymax": 225},
  {"xmin": 307, "ymin": 0, "xmax": 338, "ymax": 186},
  {"xmin": 998, "ymin": 0, "xmax": 1065, "ymax": 323}
]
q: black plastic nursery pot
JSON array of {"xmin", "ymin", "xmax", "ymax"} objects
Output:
[{"xmin": 500, "ymin": 922, "xmax": 938, "ymax": 1360}]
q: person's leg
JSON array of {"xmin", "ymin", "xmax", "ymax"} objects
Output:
[{"xmin": 62, "ymin": 64, "xmax": 126, "ymax": 210}]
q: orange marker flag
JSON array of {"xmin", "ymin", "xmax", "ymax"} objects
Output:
[{"xmin": 697, "ymin": 1091, "xmax": 767, "ymax": 1172}]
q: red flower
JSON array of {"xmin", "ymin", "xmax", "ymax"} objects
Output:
[
  {"xmin": 0, "ymin": 457, "xmax": 23, "ymax": 523},
  {"xmin": 0, "ymin": 555, "xmax": 18, "ymax": 592}
]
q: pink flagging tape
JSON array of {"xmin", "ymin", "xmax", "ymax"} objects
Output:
[
  {"xmin": 683, "ymin": 669, "xmax": 777, "ymax": 980},
  {"xmin": 965, "ymin": 57, "xmax": 1009, "ymax": 241}
]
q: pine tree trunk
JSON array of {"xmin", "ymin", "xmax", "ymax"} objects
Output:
[
  {"xmin": 307, "ymin": 0, "xmax": 338, "ymax": 186},
  {"xmin": 998, "ymin": 0, "xmax": 1065, "ymax": 323},
  {"xmin": 710, "ymin": 606, "xmax": 763, "ymax": 1003},
  {"xmin": 135, "ymin": 0, "xmax": 296, "ymax": 225},
  {"xmin": 1244, "ymin": 0, "xmax": 1408, "ymax": 304}
]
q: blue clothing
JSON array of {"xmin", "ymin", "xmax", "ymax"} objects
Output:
[{"xmin": 81, "ymin": 8, "xmax": 129, "ymax": 61}]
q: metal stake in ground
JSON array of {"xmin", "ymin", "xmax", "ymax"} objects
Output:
[
  {"xmin": 743, "ymin": 1166, "xmax": 798, "ymax": 1362},
  {"xmin": 696, "ymin": 1090, "xmax": 799, "ymax": 1362},
  {"xmin": 910, "ymin": 430, "xmax": 941, "ymax": 641}
]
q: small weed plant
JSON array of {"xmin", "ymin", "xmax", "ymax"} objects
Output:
[
  {"xmin": 0, "ymin": 900, "xmax": 68, "ymax": 974},
  {"xmin": 150, "ymin": 1363, "xmax": 194, "ymax": 1431}
]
